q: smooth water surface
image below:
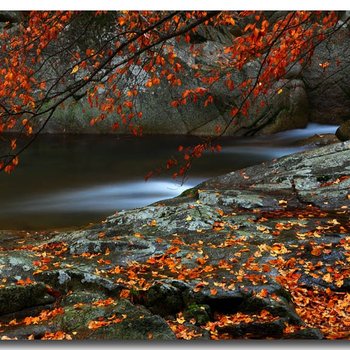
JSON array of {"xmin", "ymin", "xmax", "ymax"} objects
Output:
[{"xmin": 0, "ymin": 123, "xmax": 337, "ymax": 230}]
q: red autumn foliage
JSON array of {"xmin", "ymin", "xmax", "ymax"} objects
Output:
[{"xmin": 0, "ymin": 11, "xmax": 341, "ymax": 177}]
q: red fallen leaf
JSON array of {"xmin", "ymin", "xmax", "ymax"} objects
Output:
[
  {"xmin": 262, "ymin": 264, "xmax": 271, "ymax": 272},
  {"xmin": 73, "ymin": 302, "xmax": 85, "ymax": 309},
  {"xmin": 8, "ymin": 319, "xmax": 18, "ymax": 326},
  {"xmin": 217, "ymin": 260, "xmax": 231, "ymax": 269},
  {"xmin": 41, "ymin": 257, "xmax": 52, "ymax": 264},
  {"xmin": 120, "ymin": 289, "xmax": 130, "ymax": 298},
  {"xmin": 213, "ymin": 221, "xmax": 225, "ymax": 231},
  {"xmin": 41, "ymin": 331, "xmax": 72, "ymax": 340},
  {"xmin": 210, "ymin": 288, "xmax": 218, "ymax": 296},
  {"xmin": 45, "ymin": 285, "xmax": 61, "ymax": 299},
  {"xmin": 166, "ymin": 246, "xmax": 180, "ymax": 255},
  {"xmin": 134, "ymin": 232, "xmax": 144, "ymax": 238},
  {"xmin": 171, "ymin": 237, "xmax": 185, "ymax": 245},
  {"xmin": 320, "ymin": 175, "xmax": 350, "ymax": 187},
  {"xmin": 88, "ymin": 320, "xmax": 110, "ymax": 330},
  {"xmin": 146, "ymin": 257, "xmax": 158, "ymax": 265},
  {"xmin": 311, "ymin": 247, "xmax": 323, "ymax": 256},
  {"xmin": 110, "ymin": 265, "xmax": 122, "ymax": 274},
  {"xmin": 147, "ymin": 332, "xmax": 153, "ymax": 339},
  {"xmin": 16, "ymin": 277, "xmax": 34, "ymax": 286},
  {"xmin": 258, "ymin": 289, "xmax": 269, "ymax": 298},
  {"xmin": 202, "ymin": 265, "xmax": 214, "ymax": 273},
  {"xmin": 216, "ymin": 209, "xmax": 224, "ymax": 216},
  {"xmin": 22, "ymin": 307, "xmax": 64, "ymax": 326},
  {"xmin": 196, "ymin": 257, "xmax": 207, "ymax": 265},
  {"xmin": 92, "ymin": 298, "xmax": 115, "ymax": 307},
  {"xmin": 112, "ymin": 317, "xmax": 124, "ymax": 324},
  {"xmin": 322, "ymin": 273, "xmax": 333, "ymax": 283},
  {"xmin": 97, "ymin": 258, "xmax": 112, "ymax": 265},
  {"xmin": 148, "ymin": 219, "xmax": 157, "ymax": 227},
  {"xmin": 98, "ymin": 231, "xmax": 106, "ymax": 238}
]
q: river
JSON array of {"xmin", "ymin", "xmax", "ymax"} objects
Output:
[{"xmin": 0, "ymin": 123, "xmax": 337, "ymax": 230}]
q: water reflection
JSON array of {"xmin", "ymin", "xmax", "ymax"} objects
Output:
[
  {"xmin": 8, "ymin": 180, "xmax": 199, "ymax": 213},
  {"xmin": 221, "ymin": 146, "xmax": 302, "ymax": 159},
  {"xmin": 0, "ymin": 123, "xmax": 338, "ymax": 229}
]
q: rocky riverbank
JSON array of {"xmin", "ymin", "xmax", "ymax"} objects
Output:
[{"xmin": 1, "ymin": 141, "xmax": 350, "ymax": 340}]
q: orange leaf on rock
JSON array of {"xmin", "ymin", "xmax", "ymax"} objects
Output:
[
  {"xmin": 311, "ymin": 247, "xmax": 322, "ymax": 256},
  {"xmin": 16, "ymin": 277, "xmax": 34, "ymax": 286},
  {"xmin": 210, "ymin": 288, "xmax": 218, "ymax": 296},
  {"xmin": 120, "ymin": 289, "xmax": 131, "ymax": 298}
]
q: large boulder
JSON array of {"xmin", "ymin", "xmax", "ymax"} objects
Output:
[
  {"xmin": 302, "ymin": 26, "xmax": 350, "ymax": 124},
  {"xmin": 42, "ymin": 16, "xmax": 310, "ymax": 137},
  {"xmin": 0, "ymin": 282, "xmax": 55, "ymax": 316}
]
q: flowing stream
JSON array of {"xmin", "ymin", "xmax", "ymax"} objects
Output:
[{"xmin": 0, "ymin": 123, "xmax": 337, "ymax": 230}]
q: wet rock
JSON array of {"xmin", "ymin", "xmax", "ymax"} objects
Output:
[
  {"xmin": 2, "ymin": 141, "xmax": 350, "ymax": 339},
  {"xmin": 0, "ymin": 324, "xmax": 57, "ymax": 340},
  {"xmin": 57, "ymin": 298, "xmax": 175, "ymax": 340},
  {"xmin": 294, "ymin": 133, "xmax": 340, "ymax": 148},
  {"xmin": 0, "ymin": 283, "xmax": 55, "ymax": 316},
  {"xmin": 186, "ymin": 288, "xmax": 245, "ymax": 313},
  {"xmin": 183, "ymin": 304, "xmax": 211, "ymax": 325},
  {"xmin": 200, "ymin": 141, "xmax": 350, "ymax": 211},
  {"xmin": 255, "ymin": 79, "xmax": 309, "ymax": 135},
  {"xmin": 143, "ymin": 282, "xmax": 184, "ymax": 316},
  {"xmin": 218, "ymin": 318, "xmax": 286, "ymax": 339},
  {"xmin": 90, "ymin": 313, "xmax": 175, "ymax": 340},
  {"xmin": 69, "ymin": 238, "xmax": 153, "ymax": 255},
  {"xmin": 61, "ymin": 290, "xmax": 109, "ymax": 306},
  {"xmin": 242, "ymin": 295, "xmax": 302, "ymax": 325},
  {"xmin": 36, "ymin": 269, "xmax": 123, "ymax": 295},
  {"xmin": 198, "ymin": 189, "xmax": 280, "ymax": 210},
  {"xmin": 285, "ymin": 328, "xmax": 324, "ymax": 339},
  {"xmin": 0, "ymin": 251, "xmax": 36, "ymax": 281},
  {"xmin": 56, "ymin": 304, "xmax": 115, "ymax": 333},
  {"xmin": 336, "ymin": 120, "xmax": 350, "ymax": 141}
]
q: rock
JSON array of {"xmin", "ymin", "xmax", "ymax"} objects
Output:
[
  {"xmin": 69, "ymin": 237, "xmax": 153, "ymax": 255},
  {"xmin": 302, "ymin": 28, "xmax": 350, "ymax": 124},
  {"xmin": 219, "ymin": 318, "xmax": 286, "ymax": 339},
  {"xmin": 36, "ymin": 269, "xmax": 123, "ymax": 295},
  {"xmin": 201, "ymin": 141, "xmax": 350, "ymax": 211},
  {"xmin": 143, "ymin": 282, "xmax": 184, "ymax": 316},
  {"xmin": 0, "ymin": 283, "xmax": 55, "ymax": 316},
  {"xmin": 336, "ymin": 120, "xmax": 350, "ymax": 141},
  {"xmin": 183, "ymin": 303, "xmax": 211, "ymax": 325},
  {"xmin": 0, "ymin": 325, "xmax": 57, "ymax": 340},
  {"xmin": 61, "ymin": 290, "xmax": 109, "ymax": 306},
  {"xmin": 253, "ymin": 79, "xmax": 309, "ymax": 136},
  {"xmin": 294, "ymin": 133, "xmax": 340, "ymax": 147},
  {"xmin": 56, "ymin": 298, "xmax": 176, "ymax": 340},
  {"xmin": 55, "ymin": 303, "xmax": 115, "ymax": 333},
  {"xmin": 36, "ymin": 14, "xmax": 309, "ymax": 137},
  {"xmin": 0, "ymin": 11, "xmax": 20, "ymax": 24},
  {"xmin": 90, "ymin": 313, "xmax": 175, "ymax": 340},
  {"xmin": 0, "ymin": 250, "xmax": 36, "ymax": 281},
  {"xmin": 285, "ymin": 328, "xmax": 324, "ymax": 339},
  {"xmin": 242, "ymin": 295, "xmax": 301, "ymax": 325},
  {"xmin": 2, "ymin": 141, "xmax": 350, "ymax": 339}
]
